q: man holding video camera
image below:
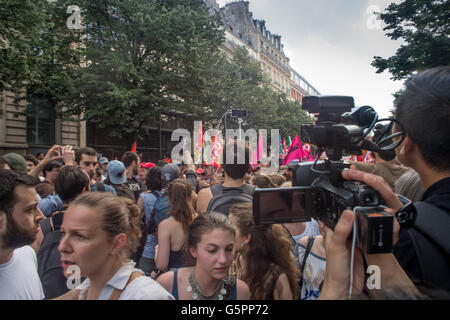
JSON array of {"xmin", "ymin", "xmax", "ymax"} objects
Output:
[
  {"xmin": 319, "ymin": 66, "xmax": 450, "ymax": 299},
  {"xmin": 390, "ymin": 66, "xmax": 450, "ymax": 293}
]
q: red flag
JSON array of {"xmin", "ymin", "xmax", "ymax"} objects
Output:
[
  {"xmin": 131, "ymin": 141, "xmax": 137, "ymax": 152},
  {"xmin": 165, "ymin": 157, "xmax": 172, "ymax": 163},
  {"xmin": 283, "ymin": 135, "xmax": 305, "ymax": 165}
]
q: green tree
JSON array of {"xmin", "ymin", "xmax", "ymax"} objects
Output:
[
  {"xmin": 192, "ymin": 46, "xmax": 313, "ymax": 138},
  {"xmin": 59, "ymin": 0, "xmax": 224, "ymax": 144},
  {"xmin": 0, "ymin": 0, "xmax": 49, "ymax": 92},
  {"xmin": 372, "ymin": 0, "xmax": 450, "ymax": 80}
]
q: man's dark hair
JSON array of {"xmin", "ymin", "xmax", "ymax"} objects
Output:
[
  {"xmin": 0, "ymin": 169, "xmax": 39, "ymax": 217},
  {"xmin": 24, "ymin": 154, "xmax": 39, "ymax": 166},
  {"xmin": 145, "ymin": 166, "xmax": 162, "ymax": 191},
  {"xmin": 121, "ymin": 151, "xmax": 139, "ymax": 168},
  {"xmin": 395, "ymin": 66, "xmax": 450, "ymax": 171},
  {"xmin": 55, "ymin": 166, "xmax": 90, "ymax": 203},
  {"xmin": 75, "ymin": 147, "xmax": 97, "ymax": 164},
  {"xmin": 222, "ymin": 140, "xmax": 250, "ymax": 180},
  {"xmin": 43, "ymin": 161, "xmax": 63, "ymax": 177}
]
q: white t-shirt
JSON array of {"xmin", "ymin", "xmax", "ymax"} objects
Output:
[
  {"xmin": 77, "ymin": 261, "xmax": 174, "ymax": 300},
  {"xmin": 0, "ymin": 246, "xmax": 44, "ymax": 300},
  {"xmin": 292, "ymin": 219, "xmax": 320, "ymax": 243}
]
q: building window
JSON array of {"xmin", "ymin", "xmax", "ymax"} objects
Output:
[{"xmin": 26, "ymin": 97, "xmax": 55, "ymax": 146}]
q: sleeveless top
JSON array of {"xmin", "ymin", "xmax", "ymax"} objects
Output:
[{"xmin": 171, "ymin": 269, "xmax": 237, "ymax": 300}]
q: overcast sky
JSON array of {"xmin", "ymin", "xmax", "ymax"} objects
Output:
[{"xmin": 216, "ymin": 0, "xmax": 405, "ymax": 118}]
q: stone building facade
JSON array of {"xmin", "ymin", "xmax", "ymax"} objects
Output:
[
  {"xmin": 0, "ymin": 90, "xmax": 84, "ymax": 156},
  {"xmin": 217, "ymin": 1, "xmax": 291, "ymax": 95}
]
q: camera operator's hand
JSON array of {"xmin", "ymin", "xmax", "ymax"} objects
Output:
[
  {"xmin": 342, "ymin": 168, "xmax": 402, "ymax": 244},
  {"xmin": 319, "ymin": 210, "xmax": 421, "ymax": 300},
  {"xmin": 318, "ymin": 210, "xmax": 365, "ymax": 299}
]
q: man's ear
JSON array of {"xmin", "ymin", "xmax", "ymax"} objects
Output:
[
  {"xmin": 110, "ymin": 233, "xmax": 127, "ymax": 256},
  {"xmin": 399, "ymin": 135, "xmax": 415, "ymax": 157}
]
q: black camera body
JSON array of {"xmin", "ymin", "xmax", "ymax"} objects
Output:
[{"xmin": 253, "ymin": 96, "xmax": 394, "ymax": 254}]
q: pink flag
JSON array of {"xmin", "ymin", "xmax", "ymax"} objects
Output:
[
  {"xmin": 257, "ymin": 131, "xmax": 265, "ymax": 161},
  {"xmin": 283, "ymin": 135, "xmax": 305, "ymax": 165},
  {"xmin": 251, "ymin": 150, "xmax": 258, "ymax": 166}
]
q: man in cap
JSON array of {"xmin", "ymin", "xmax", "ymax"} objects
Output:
[
  {"xmin": 2, "ymin": 153, "xmax": 27, "ymax": 175},
  {"xmin": 106, "ymin": 160, "xmax": 135, "ymax": 201},
  {"xmin": 98, "ymin": 157, "xmax": 109, "ymax": 181}
]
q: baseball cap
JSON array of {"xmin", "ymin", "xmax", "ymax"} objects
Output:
[
  {"xmin": 99, "ymin": 157, "xmax": 109, "ymax": 165},
  {"xmin": 108, "ymin": 160, "xmax": 127, "ymax": 185},
  {"xmin": 3, "ymin": 153, "xmax": 28, "ymax": 174},
  {"xmin": 161, "ymin": 163, "xmax": 180, "ymax": 185}
]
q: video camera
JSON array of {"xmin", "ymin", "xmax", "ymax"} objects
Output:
[{"xmin": 253, "ymin": 96, "xmax": 409, "ymax": 254}]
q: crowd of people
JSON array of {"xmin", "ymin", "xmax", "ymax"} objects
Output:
[{"xmin": 0, "ymin": 66, "xmax": 449, "ymax": 300}]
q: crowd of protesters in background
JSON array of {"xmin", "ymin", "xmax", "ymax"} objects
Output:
[{"xmin": 0, "ymin": 67, "xmax": 449, "ymax": 300}]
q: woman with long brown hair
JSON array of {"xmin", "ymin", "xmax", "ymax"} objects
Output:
[
  {"xmin": 154, "ymin": 179, "xmax": 196, "ymax": 274},
  {"xmin": 229, "ymin": 202, "xmax": 300, "ymax": 300}
]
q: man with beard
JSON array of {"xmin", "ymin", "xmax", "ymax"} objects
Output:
[
  {"xmin": 121, "ymin": 151, "xmax": 146, "ymax": 201},
  {"xmin": 0, "ymin": 169, "xmax": 45, "ymax": 299}
]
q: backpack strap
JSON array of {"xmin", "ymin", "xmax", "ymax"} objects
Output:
[
  {"xmin": 207, "ymin": 185, "xmax": 224, "ymax": 212},
  {"xmin": 108, "ymin": 271, "xmax": 144, "ymax": 300},
  {"xmin": 210, "ymin": 184, "xmax": 224, "ymax": 197},
  {"xmin": 299, "ymin": 236, "xmax": 315, "ymax": 292}
]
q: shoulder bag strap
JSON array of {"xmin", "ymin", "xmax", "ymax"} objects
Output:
[
  {"xmin": 108, "ymin": 271, "xmax": 144, "ymax": 300},
  {"xmin": 299, "ymin": 236, "xmax": 315, "ymax": 291}
]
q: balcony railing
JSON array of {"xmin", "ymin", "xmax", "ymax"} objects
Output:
[{"xmin": 260, "ymin": 47, "xmax": 290, "ymax": 74}]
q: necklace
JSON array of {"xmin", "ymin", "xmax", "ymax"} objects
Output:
[{"xmin": 186, "ymin": 268, "xmax": 227, "ymax": 300}]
